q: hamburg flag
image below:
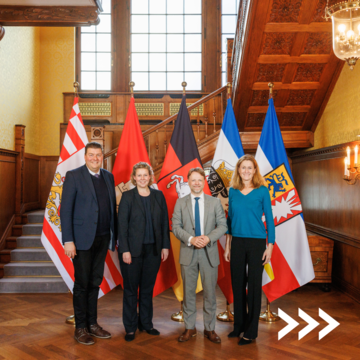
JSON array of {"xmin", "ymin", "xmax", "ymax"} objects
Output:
[
  {"xmin": 41, "ymin": 97, "xmax": 122, "ymax": 297},
  {"xmin": 158, "ymin": 96, "xmax": 210, "ymax": 301},
  {"xmin": 208, "ymin": 98, "xmax": 244, "ymax": 304},
  {"xmin": 255, "ymin": 98, "xmax": 315, "ymax": 302},
  {"xmin": 112, "ymin": 97, "xmax": 177, "ymax": 296}
]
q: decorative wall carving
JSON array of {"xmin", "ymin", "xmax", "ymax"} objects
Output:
[
  {"xmin": 269, "ymin": 0, "xmax": 303, "ymax": 23},
  {"xmin": 79, "ymin": 103, "xmax": 112, "ymax": 116},
  {"xmin": 287, "ymin": 90, "xmax": 316, "ymax": 105},
  {"xmin": 262, "ymin": 33, "xmax": 295, "ymax": 55},
  {"xmin": 246, "ymin": 113, "xmax": 266, "ymax": 127},
  {"xmin": 251, "ymin": 90, "xmax": 278, "ymax": 106},
  {"xmin": 294, "ymin": 63, "xmax": 325, "ymax": 82},
  {"xmin": 256, "ymin": 64, "xmax": 286, "ymax": 82},
  {"xmin": 135, "ymin": 103, "xmax": 164, "ymax": 116},
  {"xmin": 312, "ymin": 0, "xmax": 338, "ymax": 22},
  {"xmin": 303, "ymin": 32, "xmax": 332, "ymax": 54},
  {"xmin": 280, "ymin": 112, "xmax": 306, "ymax": 126}
]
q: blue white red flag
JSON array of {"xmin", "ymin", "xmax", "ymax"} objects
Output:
[
  {"xmin": 208, "ymin": 98, "xmax": 244, "ymax": 304},
  {"xmin": 255, "ymin": 98, "xmax": 315, "ymax": 302}
]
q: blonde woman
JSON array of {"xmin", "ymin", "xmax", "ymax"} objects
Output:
[
  {"xmin": 224, "ymin": 154, "xmax": 275, "ymax": 345},
  {"xmin": 118, "ymin": 162, "xmax": 170, "ymax": 342}
]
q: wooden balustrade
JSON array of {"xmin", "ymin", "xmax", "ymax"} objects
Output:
[{"xmin": 103, "ymin": 85, "xmax": 228, "ymax": 169}]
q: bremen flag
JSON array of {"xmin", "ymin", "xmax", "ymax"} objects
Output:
[
  {"xmin": 255, "ymin": 98, "xmax": 315, "ymax": 302},
  {"xmin": 41, "ymin": 97, "xmax": 122, "ymax": 297},
  {"xmin": 158, "ymin": 96, "xmax": 215, "ymax": 302},
  {"xmin": 112, "ymin": 97, "xmax": 177, "ymax": 296},
  {"xmin": 208, "ymin": 98, "xmax": 245, "ymax": 304}
]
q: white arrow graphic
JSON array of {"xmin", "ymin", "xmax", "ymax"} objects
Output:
[
  {"xmin": 278, "ymin": 308, "xmax": 299, "ymax": 340},
  {"xmin": 319, "ymin": 308, "xmax": 340, "ymax": 340},
  {"xmin": 298, "ymin": 309, "xmax": 319, "ymax": 340}
]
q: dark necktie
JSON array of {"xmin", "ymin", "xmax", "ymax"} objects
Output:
[
  {"xmin": 94, "ymin": 173, "xmax": 100, "ymax": 179},
  {"xmin": 195, "ymin": 197, "xmax": 201, "ymax": 236}
]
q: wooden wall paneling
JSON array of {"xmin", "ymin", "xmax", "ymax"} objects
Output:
[
  {"xmin": 23, "ymin": 153, "xmax": 40, "ymax": 212},
  {"xmin": 40, "ymin": 156, "xmax": 59, "ymax": 209},
  {"xmin": 291, "ymin": 141, "xmax": 360, "ymax": 302},
  {"xmin": 0, "ymin": 150, "xmax": 16, "ymax": 249},
  {"xmin": 332, "ymin": 242, "xmax": 360, "ymax": 303},
  {"xmin": 14, "ymin": 125, "xmax": 25, "ymax": 223}
]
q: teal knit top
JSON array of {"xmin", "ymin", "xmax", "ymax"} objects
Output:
[{"xmin": 226, "ymin": 186, "xmax": 275, "ymax": 244}]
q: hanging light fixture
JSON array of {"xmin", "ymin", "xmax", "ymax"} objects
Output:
[{"xmin": 325, "ymin": 1, "xmax": 360, "ymax": 70}]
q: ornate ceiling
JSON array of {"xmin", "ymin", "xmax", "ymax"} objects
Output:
[{"xmin": 232, "ymin": 0, "xmax": 344, "ymax": 133}]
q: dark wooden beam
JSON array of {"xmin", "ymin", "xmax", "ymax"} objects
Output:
[{"xmin": 0, "ymin": 5, "xmax": 100, "ymax": 27}]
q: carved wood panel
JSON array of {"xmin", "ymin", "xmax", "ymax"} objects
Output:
[
  {"xmin": 246, "ymin": 113, "xmax": 267, "ymax": 128},
  {"xmin": 287, "ymin": 90, "xmax": 316, "ymax": 105},
  {"xmin": 303, "ymin": 32, "xmax": 332, "ymax": 54},
  {"xmin": 294, "ymin": 63, "xmax": 325, "ymax": 82},
  {"xmin": 280, "ymin": 112, "xmax": 306, "ymax": 126},
  {"xmin": 312, "ymin": 0, "xmax": 338, "ymax": 23},
  {"xmin": 251, "ymin": 90, "xmax": 278, "ymax": 106},
  {"xmin": 262, "ymin": 33, "xmax": 296, "ymax": 55},
  {"xmin": 269, "ymin": 0, "xmax": 303, "ymax": 23},
  {"xmin": 256, "ymin": 64, "xmax": 286, "ymax": 82}
]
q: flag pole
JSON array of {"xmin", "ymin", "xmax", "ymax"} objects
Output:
[
  {"xmin": 170, "ymin": 81, "xmax": 188, "ymax": 323},
  {"xmin": 65, "ymin": 81, "xmax": 80, "ymax": 327},
  {"xmin": 217, "ymin": 84, "xmax": 235, "ymax": 323},
  {"xmin": 259, "ymin": 82, "xmax": 280, "ymax": 323}
]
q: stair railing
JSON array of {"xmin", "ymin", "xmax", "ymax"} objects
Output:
[{"xmin": 103, "ymin": 84, "xmax": 229, "ymax": 172}]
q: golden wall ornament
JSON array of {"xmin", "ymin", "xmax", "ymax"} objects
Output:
[
  {"xmin": 134, "ymin": 103, "xmax": 164, "ymax": 116},
  {"xmin": 170, "ymin": 103, "xmax": 204, "ymax": 116},
  {"xmin": 79, "ymin": 102, "xmax": 111, "ymax": 116}
]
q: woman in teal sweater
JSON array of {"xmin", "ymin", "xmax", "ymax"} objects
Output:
[{"xmin": 224, "ymin": 154, "xmax": 275, "ymax": 345}]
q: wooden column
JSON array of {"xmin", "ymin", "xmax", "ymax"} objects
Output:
[{"xmin": 15, "ymin": 125, "xmax": 25, "ymax": 224}]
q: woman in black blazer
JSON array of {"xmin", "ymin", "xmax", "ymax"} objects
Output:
[{"xmin": 118, "ymin": 162, "xmax": 170, "ymax": 342}]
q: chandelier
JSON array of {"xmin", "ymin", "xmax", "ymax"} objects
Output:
[{"xmin": 325, "ymin": 1, "xmax": 360, "ymax": 69}]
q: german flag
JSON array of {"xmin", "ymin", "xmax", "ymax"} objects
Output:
[{"xmin": 157, "ymin": 95, "xmax": 210, "ymax": 301}]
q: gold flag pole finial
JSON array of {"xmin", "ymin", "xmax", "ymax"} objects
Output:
[
  {"xmin": 182, "ymin": 81, "xmax": 187, "ymax": 95},
  {"xmin": 129, "ymin": 81, "xmax": 135, "ymax": 97},
  {"xmin": 227, "ymin": 82, "xmax": 232, "ymax": 99},
  {"xmin": 73, "ymin": 81, "xmax": 79, "ymax": 98},
  {"xmin": 268, "ymin": 82, "xmax": 274, "ymax": 99}
]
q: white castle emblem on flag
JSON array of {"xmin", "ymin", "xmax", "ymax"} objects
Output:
[{"xmin": 166, "ymin": 175, "xmax": 190, "ymax": 198}]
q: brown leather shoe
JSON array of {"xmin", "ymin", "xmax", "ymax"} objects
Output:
[
  {"xmin": 178, "ymin": 328, "xmax": 197, "ymax": 342},
  {"xmin": 204, "ymin": 330, "xmax": 221, "ymax": 344},
  {"xmin": 74, "ymin": 328, "xmax": 95, "ymax": 345},
  {"xmin": 88, "ymin": 323, "xmax": 111, "ymax": 339}
]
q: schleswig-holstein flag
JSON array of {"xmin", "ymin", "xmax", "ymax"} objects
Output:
[
  {"xmin": 255, "ymin": 98, "xmax": 315, "ymax": 302},
  {"xmin": 208, "ymin": 98, "xmax": 244, "ymax": 304}
]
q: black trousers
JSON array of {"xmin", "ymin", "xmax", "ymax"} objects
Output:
[
  {"xmin": 72, "ymin": 235, "xmax": 110, "ymax": 329},
  {"xmin": 230, "ymin": 237, "xmax": 266, "ymax": 339},
  {"xmin": 119, "ymin": 244, "xmax": 161, "ymax": 333}
]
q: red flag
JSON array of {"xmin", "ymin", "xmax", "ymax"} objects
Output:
[
  {"xmin": 41, "ymin": 97, "xmax": 122, "ymax": 297},
  {"xmin": 112, "ymin": 97, "xmax": 177, "ymax": 296}
]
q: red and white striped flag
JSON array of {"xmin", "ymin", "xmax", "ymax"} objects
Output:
[{"xmin": 41, "ymin": 97, "xmax": 122, "ymax": 297}]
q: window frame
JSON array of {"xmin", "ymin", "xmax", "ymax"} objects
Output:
[{"xmin": 75, "ymin": 0, "xmax": 222, "ymax": 93}]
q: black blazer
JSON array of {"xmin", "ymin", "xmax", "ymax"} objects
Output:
[
  {"xmin": 60, "ymin": 165, "xmax": 117, "ymax": 251},
  {"xmin": 118, "ymin": 187, "xmax": 170, "ymax": 257}
]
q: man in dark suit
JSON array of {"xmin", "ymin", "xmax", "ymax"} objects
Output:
[{"xmin": 60, "ymin": 142, "xmax": 117, "ymax": 345}]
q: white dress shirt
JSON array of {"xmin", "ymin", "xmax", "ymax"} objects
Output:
[
  {"xmin": 87, "ymin": 166, "xmax": 100, "ymax": 176},
  {"xmin": 188, "ymin": 192, "xmax": 205, "ymax": 246}
]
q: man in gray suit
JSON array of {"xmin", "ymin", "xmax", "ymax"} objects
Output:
[{"xmin": 172, "ymin": 167, "xmax": 227, "ymax": 343}]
